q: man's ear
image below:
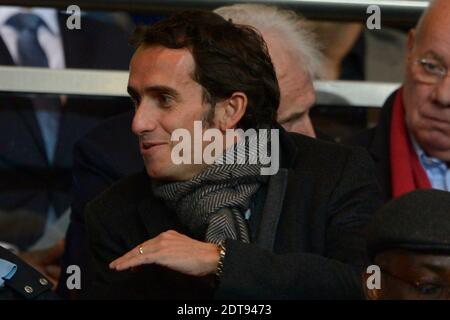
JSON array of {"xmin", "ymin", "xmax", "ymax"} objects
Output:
[
  {"xmin": 214, "ymin": 92, "xmax": 247, "ymax": 131},
  {"xmin": 362, "ymin": 272, "xmax": 382, "ymax": 300}
]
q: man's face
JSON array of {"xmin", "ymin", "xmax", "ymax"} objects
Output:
[
  {"xmin": 403, "ymin": 4, "xmax": 450, "ymax": 161},
  {"xmin": 264, "ymin": 33, "xmax": 316, "ymax": 137},
  {"xmin": 128, "ymin": 45, "xmax": 213, "ymax": 181},
  {"xmin": 364, "ymin": 249, "xmax": 450, "ymax": 300}
]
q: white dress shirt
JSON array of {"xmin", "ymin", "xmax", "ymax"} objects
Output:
[{"xmin": 0, "ymin": 6, "xmax": 65, "ymax": 68}]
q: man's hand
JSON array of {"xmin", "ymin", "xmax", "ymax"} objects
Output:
[
  {"xmin": 109, "ymin": 230, "xmax": 221, "ymax": 277},
  {"xmin": 19, "ymin": 239, "xmax": 65, "ymax": 289}
]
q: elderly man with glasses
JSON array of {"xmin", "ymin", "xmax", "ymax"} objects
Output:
[{"xmin": 348, "ymin": 0, "xmax": 450, "ymax": 201}]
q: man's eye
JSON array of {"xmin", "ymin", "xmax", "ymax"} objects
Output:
[
  {"xmin": 423, "ymin": 61, "xmax": 444, "ymax": 75},
  {"xmin": 159, "ymin": 95, "xmax": 173, "ymax": 107},
  {"xmin": 415, "ymin": 283, "xmax": 443, "ymax": 296}
]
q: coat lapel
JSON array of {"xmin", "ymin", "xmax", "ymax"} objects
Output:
[
  {"xmin": 254, "ymin": 126, "xmax": 300, "ymax": 251},
  {"xmin": 368, "ymin": 90, "xmax": 397, "ymax": 200},
  {"xmin": 254, "ymin": 168, "xmax": 288, "ymax": 251}
]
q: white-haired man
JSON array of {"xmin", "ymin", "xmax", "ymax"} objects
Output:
[
  {"xmin": 216, "ymin": 4, "xmax": 324, "ymax": 137},
  {"xmin": 348, "ymin": 0, "xmax": 450, "ymax": 201}
]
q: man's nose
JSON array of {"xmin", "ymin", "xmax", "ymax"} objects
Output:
[
  {"xmin": 131, "ymin": 104, "xmax": 157, "ymax": 136},
  {"xmin": 433, "ymin": 76, "xmax": 450, "ymax": 107}
]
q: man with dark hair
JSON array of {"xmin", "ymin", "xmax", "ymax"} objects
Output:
[
  {"xmin": 363, "ymin": 189, "xmax": 450, "ymax": 300},
  {"xmin": 60, "ymin": 5, "xmax": 328, "ymax": 298},
  {"xmin": 85, "ymin": 10, "xmax": 381, "ymax": 299}
]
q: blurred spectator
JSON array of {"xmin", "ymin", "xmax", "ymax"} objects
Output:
[
  {"xmin": 311, "ymin": 22, "xmax": 364, "ymax": 81},
  {"xmin": 0, "ymin": 6, "xmax": 133, "ymax": 248},
  {"xmin": 346, "ymin": 0, "xmax": 450, "ymax": 201},
  {"xmin": 364, "ymin": 189, "xmax": 450, "ymax": 300},
  {"xmin": 309, "ymin": 21, "xmax": 366, "ymax": 140},
  {"xmin": 215, "ymin": 4, "xmax": 325, "ymax": 137},
  {"xmin": 0, "ymin": 5, "xmax": 133, "ymax": 287},
  {"xmin": 310, "ymin": 21, "xmax": 407, "ymax": 140}
]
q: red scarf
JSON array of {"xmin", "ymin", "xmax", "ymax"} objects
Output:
[{"xmin": 390, "ymin": 87, "xmax": 431, "ymax": 198}]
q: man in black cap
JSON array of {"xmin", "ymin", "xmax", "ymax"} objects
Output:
[{"xmin": 363, "ymin": 189, "xmax": 450, "ymax": 300}]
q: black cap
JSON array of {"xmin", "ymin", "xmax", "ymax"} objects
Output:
[{"xmin": 367, "ymin": 189, "xmax": 450, "ymax": 260}]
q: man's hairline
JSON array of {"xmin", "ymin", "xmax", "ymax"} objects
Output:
[{"xmin": 130, "ymin": 43, "xmax": 214, "ymax": 102}]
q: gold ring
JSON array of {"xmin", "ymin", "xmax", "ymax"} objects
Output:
[{"xmin": 138, "ymin": 246, "xmax": 144, "ymax": 255}]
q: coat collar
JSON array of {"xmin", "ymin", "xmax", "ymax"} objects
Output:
[
  {"xmin": 252, "ymin": 124, "xmax": 298, "ymax": 250},
  {"xmin": 367, "ymin": 88, "xmax": 399, "ymax": 200},
  {"xmin": 276, "ymin": 123, "xmax": 299, "ymax": 169},
  {"xmin": 368, "ymin": 89, "xmax": 397, "ymax": 162}
]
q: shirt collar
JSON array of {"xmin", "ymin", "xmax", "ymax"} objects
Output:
[
  {"xmin": 0, "ymin": 6, "xmax": 60, "ymax": 35},
  {"xmin": 409, "ymin": 132, "xmax": 447, "ymax": 170}
]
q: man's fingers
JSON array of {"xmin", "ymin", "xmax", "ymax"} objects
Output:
[
  {"xmin": 112, "ymin": 243, "xmax": 146, "ymax": 265},
  {"xmin": 112, "ymin": 254, "xmax": 154, "ymax": 271},
  {"xmin": 110, "ymin": 244, "xmax": 151, "ymax": 269},
  {"xmin": 109, "ymin": 231, "xmax": 184, "ymax": 270},
  {"xmin": 110, "ymin": 236, "xmax": 166, "ymax": 268},
  {"xmin": 109, "ymin": 246, "xmax": 142, "ymax": 268}
]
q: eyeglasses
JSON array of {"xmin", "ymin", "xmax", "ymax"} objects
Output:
[
  {"xmin": 411, "ymin": 58, "xmax": 450, "ymax": 84},
  {"xmin": 381, "ymin": 268, "xmax": 450, "ymax": 300}
]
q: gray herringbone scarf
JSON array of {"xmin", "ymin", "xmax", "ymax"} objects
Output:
[{"xmin": 152, "ymin": 132, "xmax": 270, "ymax": 244}]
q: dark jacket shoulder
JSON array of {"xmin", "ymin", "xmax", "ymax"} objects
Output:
[{"xmin": 286, "ymin": 131, "xmax": 375, "ymax": 179}]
